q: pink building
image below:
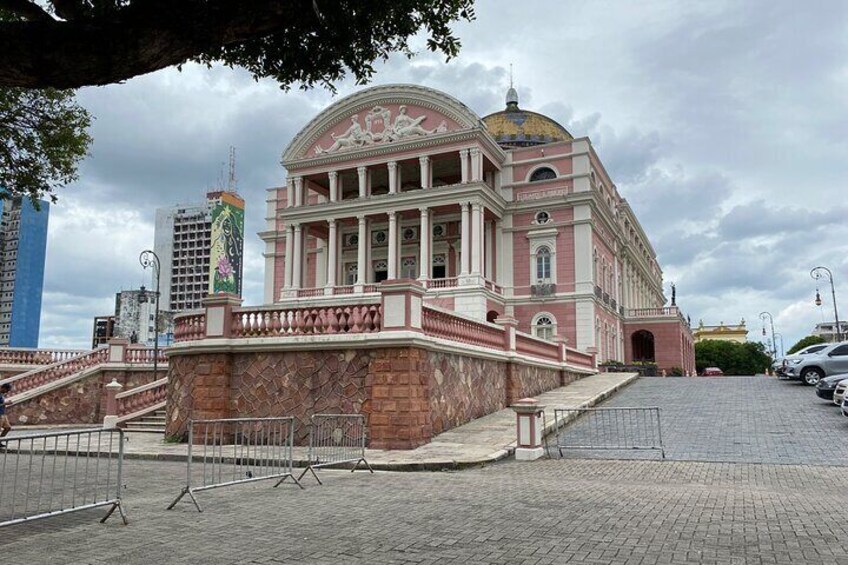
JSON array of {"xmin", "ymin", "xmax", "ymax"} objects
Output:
[{"xmin": 260, "ymin": 84, "xmax": 694, "ymax": 374}]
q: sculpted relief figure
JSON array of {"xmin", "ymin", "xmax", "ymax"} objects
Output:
[{"xmin": 315, "ymin": 105, "xmax": 450, "ymax": 155}]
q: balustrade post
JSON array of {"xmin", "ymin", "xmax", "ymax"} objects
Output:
[
  {"xmin": 586, "ymin": 346, "xmax": 598, "ymax": 370},
  {"xmin": 379, "ymin": 279, "xmax": 425, "ymax": 332},
  {"xmin": 512, "ymin": 397, "xmax": 545, "ymax": 461},
  {"xmin": 494, "ymin": 315, "xmax": 518, "ymax": 353},
  {"xmin": 203, "ymin": 293, "xmax": 244, "ymax": 338},
  {"xmin": 103, "ymin": 378, "xmax": 123, "ymax": 429},
  {"xmin": 107, "ymin": 338, "xmax": 128, "ymax": 363}
]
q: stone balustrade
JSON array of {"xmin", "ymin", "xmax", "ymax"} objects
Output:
[
  {"xmin": 124, "ymin": 347, "xmax": 168, "ymax": 364},
  {"xmin": 115, "ymin": 377, "xmax": 168, "ymax": 417},
  {"xmin": 174, "ymin": 312, "xmax": 206, "ymax": 342},
  {"xmin": 232, "ymin": 304, "xmax": 382, "ymax": 337},
  {"xmin": 421, "ymin": 306, "xmax": 505, "ymax": 350},
  {"xmin": 0, "ymin": 348, "xmax": 110, "ymax": 395},
  {"xmin": 565, "ymin": 348, "xmax": 594, "ymax": 368},
  {"xmin": 515, "ymin": 333, "xmax": 560, "ymax": 362},
  {"xmin": 0, "ymin": 348, "xmax": 88, "ymax": 366}
]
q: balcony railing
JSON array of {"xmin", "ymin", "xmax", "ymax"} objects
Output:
[
  {"xmin": 232, "ymin": 304, "xmax": 382, "ymax": 337},
  {"xmin": 627, "ymin": 307, "xmax": 685, "ymax": 321},
  {"xmin": 0, "ymin": 348, "xmax": 88, "ymax": 366}
]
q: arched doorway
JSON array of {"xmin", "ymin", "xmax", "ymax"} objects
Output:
[{"xmin": 631, "ymin": 330, "xmax": 655, "ymax": 362}]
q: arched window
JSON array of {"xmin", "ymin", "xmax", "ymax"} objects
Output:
[
  {"xmin": 533, "ymin": 314, "xmax": 556, "ymax": 341},
  {"xmin": 535, "ymin": 246, "xmax": 551, "ymax": 282},
  {"xmin": 530, "ymin": 167, "xmax": 556, "ymax": 182},
  {"xmin": 401, "ymin": 257, "xmax": 417, "ymax": 279}
]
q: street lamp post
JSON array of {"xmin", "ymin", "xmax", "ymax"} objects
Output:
[
  {"xmin": 139, "ymin": 250, "xmax": 161, "ymax": 379},
  {"xmin": 773, "ymin": 333, "xmax": 785, "ymax": 358},
  {"xmin": 811, "ymin": 266, "xmax": 842, "ymax": 342},
  {"xmin": 759, "ymin": 311, "xmax": 777, "ymax": 359}
]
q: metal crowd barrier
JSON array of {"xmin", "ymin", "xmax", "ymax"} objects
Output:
[
  {"xmin": 167, "ymin": 417, "xmax": 302, "ymax": 512},
  {"xmin": 548, "ymin": 407, "xmax": 665, "ymax": 459},
  {"xmin": 0, "ymin": 428, "xmax": 127, "ymax": 528},
  {"xmin": 298, "ymin": 414, "xmax": 373, "ymax": 485}
]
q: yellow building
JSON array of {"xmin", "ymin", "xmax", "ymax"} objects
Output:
[{"xmin": 694, "ymin": 319, "xmax": 749, "ymax": 343}]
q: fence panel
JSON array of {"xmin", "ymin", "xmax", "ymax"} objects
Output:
[
  {"xmin": 547, "ymin": 407, "xmax": 665, "ymax": 459},
  {"xmin": 167, "ymin": 417, "xmax": 301, "ymax": 512},
  {"xmin": 0, "ymin": 428, "xmax": 127, "ymax": 528},
  {"xmin": 298, "ymin": 414, "xmax": 373, "ymax": 485}
]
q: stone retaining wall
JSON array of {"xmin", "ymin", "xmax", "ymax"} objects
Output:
[{"xmin": 166, "ymin": 344, "xmax": 589, "ymax": 449}]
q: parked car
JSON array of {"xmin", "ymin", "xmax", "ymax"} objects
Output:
[
  {"xmin": 815, "ymin": 373, "xmax": 848, "ymax": 400},
  {"xmin": 783, "ymin": 342, "xmax": 848, "ymax": 385},
  {"xmin": 702, "ymin": 367, "xmax": 724, "ymax": 376},
  {"xmin": 775, "ymin": 343, "xmax": 830, "ymax": 377},
  {"xmin": 834, "ymin": 378, "xmax": 848, "ymax": 406},
  {"xmin": 842, "ymin": 395, "xmax": 848, "ymax": 418}
]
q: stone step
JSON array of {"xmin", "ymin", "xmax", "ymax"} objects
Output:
[
  {"xmin": 123, "ymin": 427, "xmax": 165, "ymax": 434},
  {"xmin": 124, "ymin": 421, "xmax": 166, "ymax": 430}
]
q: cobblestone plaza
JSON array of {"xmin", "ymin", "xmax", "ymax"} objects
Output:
[{"xmin": 4, "ymin": 378, "xmax": 848, "ymax": 564}]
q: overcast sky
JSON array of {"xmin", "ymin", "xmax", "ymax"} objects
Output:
[{"xmin": 37, "ymin": 0, "xmax": 848, "ymax": 355}]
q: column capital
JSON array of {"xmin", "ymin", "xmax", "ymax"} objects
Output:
[
  {"xmin": 293, "ymin": 223, "xmax": 303, "ymax": 232},
  {"xmin": 459, "ymin": 148, "xmax": 470, "ymax": 157},
  {"xmin": 387, "ymin": 160, "xmax": 398, "ymax": 170},
  {"xmin": 357, "ymin": 214, "xmax": 367, "ymax": 223},
  {"xmin": 327, "ymin": 218, "xmax": 336, "ymax": 226},
  {"xmin": 328, "ymin": 170, "xmax": 338, "ymax": 179},
  {"xmin": 418, "ymin": 155, "xmax": 430, "ymax": 164},
  {"xmin": 357, "ymin": 165, "xmax": 368, "ymax": 173},
  {"xmin": 387, "ymin": 210, "xmax": 397, "ymax": 220},
  {"xmin": 471, "ymin": 201, "xmax": 483, "ymax": 212},
  {"xmin": 419, "ymin": 206, "xmax": 429, "ymax": 215},
  {"xmin": 469, "ymin": 147, "xmax": 481, "ymax": 156}
]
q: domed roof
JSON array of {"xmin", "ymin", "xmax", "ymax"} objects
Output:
[{"xmin": 482, "ymin": 88, "xmax": 573, "ymax": 149}]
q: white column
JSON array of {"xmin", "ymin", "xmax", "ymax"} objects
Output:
[
  {"xmin": 460, "ymin": 202, "xmax": 470, "ymax": 275},
  {"xmin": 418, "ymin": 208, "xmax": 430, "ymax": 280},
  {"xmin": 292, "ymin": 224, "xmax": 303, "ymax": 289},
  {"xmin": 484, "ymin": 221, "xmax": 493, "ymax": 280},
  {"xmin": 328, "ymin": 171, "xmax": 338, "ymax": 202},
  {"xmin": 471, "ymin": 202, "xmax": 482, "ymax": 275},
  {"xmin": 388, "ymin": 161, "xmax": 398, "ymax": 194},
  {"xmin": 286, "ymin": 178, "xmax": 294, "ymax": 208},
  {"xmin": 469, "ymin": 148, "xmax": 481, "ymax": 182},
  {"xmin": 326, "ymin": 219, "xmax": 337, "ymax": 288},
  {"xmin": 459, "ymin": 149, "xmax": 469, "ymax": 184},
  {"xmin": 357, "ymin": 166, "xmax": 367, "ymax": 198},
  {"xmin": 283, "ymin": 224, "xmax": 294, "ymax": 288},
  {"xmin": 356, "ymin": 216, "xmax": 367, "ymax": 289},
  {"xmin": 495, "ymin": 219, "xmax": 504, "ymax": 284},
  {"xmin": 293, "ymin": 177, "xmax": 304, "ymax": 207},
  {"xmin": 388, "ymin": 211, "xmax": 398, "ymax": 280},
  {"xmin": 419, "ymin": 156, "xmax": 430, "ymax": 189}
]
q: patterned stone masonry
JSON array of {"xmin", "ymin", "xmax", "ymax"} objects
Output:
[{"xmin": 10, "ymin": 368, "xmax": 162, "ymax": 426}]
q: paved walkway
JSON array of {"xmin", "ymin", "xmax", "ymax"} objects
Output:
[{"xmin": 7, "ymin": 372, "xmax": 637, "ymax": 470}]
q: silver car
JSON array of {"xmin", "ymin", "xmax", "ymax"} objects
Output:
[
  {"xmin": 775, "ymin": 343, "xmax": 829, "ymax": 377},
  {"xmin": 783, "ymin": 341, "xmax": 848, "ymax": 385}
]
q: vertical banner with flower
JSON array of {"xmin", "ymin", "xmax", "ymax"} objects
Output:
[{"xmin": 209, "ymin": 192, "xmax": 245, "ymax": 296}]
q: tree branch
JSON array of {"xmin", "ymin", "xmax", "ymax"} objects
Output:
[
  {"xmin": 0, "ymin": 0, "xmax": 312, "ymax": 88},
  {"xmin": 49, "ymin": 0, "xmax": 87, "ymax": 21},
  {"xmin": 0, "ymin": 0, "xmax": 55, "ymax": 21}
]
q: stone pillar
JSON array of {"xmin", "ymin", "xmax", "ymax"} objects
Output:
[
  {"xmin": 471, "ymin": 202, "xmax": 482, "ymax": 276},
  {"xmin": 418, "ymin": 207, "xmax": 430, "ymax": 280},
  {"xmin": 495, "ymin": 219, "xmax": 504, "ymax": 284},
  {"xmin": 357, "ymin": 166, "xmax": 368, "ymax": 198},
  {"xmin": 107, "ymin": 338, "xmax": 128, "ymax": 363},
  {"xmin": 470, "ymin": 148, "xmax": 481, "ymax": 182},
  {"xmin": 387, "ymin": 211, "xmax": 398, "ymax": 280},
  {"xmin": 294, "ymin": 176, "xmax": 303, "ymax": 207},
  {"xmin": 328, "ymin": 171, "xmax": 338, "ymax": 202},
  {"xmin": 286, "ymin": 177, "xmax": 294, "ymax": 208},
  {"xmin": 379, "ymin": 279, "xmax": 425, "ymax": 332},
  {"xmin": 292, "ymin": 224, "xmax": 303, "ymax": 289},
  {"xmin": 356, "ymin": 215, "xmax": 367, "ymax": 290},
  {"xmin": 204, "ymin": 293, "xmax": 243, "ymax": 338},
  {"xmin": 512, "ymin": 398, "xmax": 545, "ymax": 461},
  {"xmin": 495, "ymin": 315, "xmax": 518, "ymax": 353},
  {"xmin": 460, "ymin": 202, "xmax": 470, "ymax": 276},
  {"xmin": 283, "ymin": 224, "xmax": 294, "ymax": 289},
  {"xmin": 326, "ymin": 219, "xmax": 337, "ymax": 291},
  {"xmin": 484, "ymin": 220, "xmax": 493, "ymax": 280},
  {"xmin": 459, "ymin": 149, "xmax": 469, "ymax": 184},
  {"xmin": 419, "ymin": 156, "xmax": 430, "ymax": 189},
  {"xmin": 388, "ymin": 161, "xmax": 398, "ymax": 194},
  {"xmin": 102, "ymin": 378, "xmax": 123, "ymax": 429}
]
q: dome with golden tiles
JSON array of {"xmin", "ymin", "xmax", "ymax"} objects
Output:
[{"xmin": 482, "ymin": 89, "xmax": 573, "ymax": 149}]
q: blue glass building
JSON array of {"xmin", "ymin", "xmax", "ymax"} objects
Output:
[{"xmin": 0, "ymin": 197, "xmax": 50, "ymax": 348}]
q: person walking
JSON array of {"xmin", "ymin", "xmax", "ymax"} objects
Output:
[{"xmin": 0, "ymin": 383, "xmax": 11, "ymax": 450}]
